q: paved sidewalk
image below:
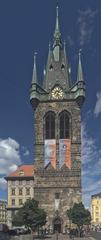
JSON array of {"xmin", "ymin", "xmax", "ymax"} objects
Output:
[{"xmin": 33, "ymin": 234, "xmax": 96, "ymax": 240}]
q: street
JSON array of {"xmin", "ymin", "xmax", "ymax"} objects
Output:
[{"xmin": 90, "ymin": 231, "xmax": 101, "ymax": 240}]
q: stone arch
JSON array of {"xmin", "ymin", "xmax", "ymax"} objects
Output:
[
  {"xmin": 59, "ymin": 110, "xmax": 71, "ymax": 139},
  {"xmin": 53, "ymin": 216, "xmax": 63, "ymax": 233}
]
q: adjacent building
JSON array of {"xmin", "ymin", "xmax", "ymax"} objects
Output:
[
  {"xmin": 91, "ymin": 193, "xmax": 101, "ymax": 226},
  {"xmin": 5, "ymin": 165, "xmax": 35, "ymax": 227},
  {"xmin": 29, "ymin": 5, "xmax": 85, "ymax": 233},
  {"xmin": 0, "ymin": 200, "xmax": 7, "ymax": 224}
]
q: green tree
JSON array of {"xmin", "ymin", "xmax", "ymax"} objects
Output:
[
  {"xmin": 12, "ymin": 210, "xmax": 24, "ymax": 226},
  {"xmin": 67, "ymin": 202, "xmax": 91, "ymax": 235},
  {"xmin": 12, "ymin": 198, "xmax": 47, "ymax": 233}
]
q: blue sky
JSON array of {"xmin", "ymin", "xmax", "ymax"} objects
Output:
[{"xmin": 0, "ymin": 0, "xmax": 101, "ymax": 208}]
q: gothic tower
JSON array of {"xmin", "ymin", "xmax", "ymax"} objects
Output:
[{"xmin": 30, "ymin": 5, "xmax": 85, "ymax": 233}]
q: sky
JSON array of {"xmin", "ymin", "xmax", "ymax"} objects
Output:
[{"xmin": 0, "ymin": 0, "xmax": 101, "ymax": 208}]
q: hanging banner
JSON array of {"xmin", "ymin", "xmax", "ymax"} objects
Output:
[
  {"xmin": 44, "ymin": 140, "xmax": 56, "ymax": 169},
  {"xmin": 59, "ymin": 139, "xmax": 71, "ymax": 169}
]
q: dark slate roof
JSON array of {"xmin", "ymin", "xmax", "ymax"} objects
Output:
[{"xmin": 91, "ymin": 192, "xmax": 101, "ymax": 198}]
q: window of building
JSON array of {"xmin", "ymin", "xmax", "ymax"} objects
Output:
[
  {"xmin": 45, "ymin": 111, "xmax": 55, "ymax": 139},
  {"xmin": 12, "ymin": 189, "xmax": 15, "ymax": 195},
  {"xmin": 59, "ymin": 111, "xmax": 70, "ymax": 139},
  {"xmin": 12, "ymin": 199, "xmax": 15, "ymax": 206},
  {"xmin": 19, "ymin": 170, "xmax": 24, "ymax": 176},
  {"xmin": 49, "ymin": 64, "xmax": 53, "ymax": 70},
  {"xmin": 61, "ymin": 64, "xmax": 65, "ymax": 70},
  {"xmin": 26, "ymin": 188, "xmax": 30, "ymax": 195},
  {"xmin": 55, "ymin": 193, "xmax": 60, "ymax": 199},
  {"xmin": 19, "ymin": 199, "xmax": 23, "ymax": 205},
  {"xmin": 19, "ymin": 189, "xmax": 23, "ymax": 195}
]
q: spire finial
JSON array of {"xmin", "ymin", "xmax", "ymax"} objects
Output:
[
  {"xmin": 79, "ymin": 49, "xmax": 82, "ymax": 57},
  {"xmin": 53, "ymin": 1, "xmax": 61, "ymax": 46},
  {"xmin": 32, "ymin": 52, "xmax": 38, "ymax": 84},
  {"xmin": 56, "ymin": 1, "xmax": 59, "ymax": 17}
]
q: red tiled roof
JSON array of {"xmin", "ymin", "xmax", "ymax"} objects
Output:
[{"xmin": 7, "ymin": 165, "xmax": 36, "ymax": 178}]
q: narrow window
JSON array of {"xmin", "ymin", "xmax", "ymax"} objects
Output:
[
  {"xmin": 49, "ymin": 64, "xmax": 53, "ymax": 70},
  {"xmin": 12, "ymin": 199, "xmax": 15, "ymax": 206},
  {"xmin": 19, "ymin": 199, "xmax": 23, "ymax": 205},
  {"xmin": 12, "ymin": 189, "xmax": 15, "ymax": 195},
  {"xmin": 60, "ymin": 111, "xmax": 70, "ymax": 139},
  {"xmin": 19, "ymin": 189, "xmax": 23, "ymax": 195},
  {"xmin": 55, "ymin": 193, "xmax": 60, "ymax": 199},
  {"xmin": 61, "ymin": 64, "xmax": 65, "ymax": 70},
  {"xmin": 45, "ymin": 112, "xmax": 55, "ymax": 139},
  {"xmin": 26, "ymin": 188, "xmax": 30, "ymax": 195}
]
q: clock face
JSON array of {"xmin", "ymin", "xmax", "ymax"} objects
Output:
[{"xmin": 51, "ymin": 87, "xmax": 64, "ymax": 99}]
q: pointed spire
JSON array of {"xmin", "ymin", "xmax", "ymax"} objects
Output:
[
  {"xmin": 53, "ymin": 2, "xmax": 61, "ymax": 46},
  {"xmin": 64, "ymin": 40, "xmax": 66, "ymax": 58},
  {"xmin": 32, "ymin": 52, "xmax": 38, "ymax": 84},
  {"xmin": 77, "ymin": 49, "xmax": 84, "ymax": 82}
]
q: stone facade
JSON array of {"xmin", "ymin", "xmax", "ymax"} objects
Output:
[{"xmin": 33, "ymin": 101, "xmax": 81, "ymax": 232}]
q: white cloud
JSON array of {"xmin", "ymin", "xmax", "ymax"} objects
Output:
[
  {"xmin": 77, "ymin": 8, "xmax": 97, "ymax": 47},
  {"xmin": 0, "ymin": 138, "xmax": 21, "ymax": 175},
  {"xmin": 81, "ymin": 122, "xmax": 97, "ymax": 165},
  {"xmin": 23, "ymin": 150, "xmax": 30, "ymax": 156},
  {"xmin": 0, "ymin": 178, "xmax": 7, "ymax": 190},
  {"xmin": 81, "ymin": 122, "xmax": 101, "ymax": 208},
  {"xmin": 94, "ymin": 91, "xmax": 101, "ymax": 117},
  {"xmin": 22, "ymin": 146, "xmax": 30, "ymax": 156}
]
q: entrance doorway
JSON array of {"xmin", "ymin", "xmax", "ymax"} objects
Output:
[{"xmin": 53, "ymin": 217, "xmax": 62, "ymax": 233}]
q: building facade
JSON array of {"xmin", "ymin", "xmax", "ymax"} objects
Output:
[
  {"xmin": 30, "ymin": 6, "xmax": 85, "ymax": 233},
  {"xmin": 0, "ymin": 200, "xmax": 7, "ymax": 224},
  {"xmin": 91, "ymin": 193, "xmax": 101, "ymax": 226},
  {"xmin": 5, "ymin": 165, "xmax": 34, "ymax": 228}
]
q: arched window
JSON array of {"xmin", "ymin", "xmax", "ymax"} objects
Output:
[
  {"xmin": 45, "ymin": 112, "xmax": 55, "ymax": 139},
  {"xmin": 59, "ymin": 111, "xmax": 70, "ymax": 139}
]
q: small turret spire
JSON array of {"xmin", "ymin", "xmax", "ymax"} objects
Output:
[
  {"xmin": 53, "ymin": 2, "xmax": 61, "ymax": 46},
  {"xmin": 77, "ymin": 49, "xmax": 84, "ymax": 82},
  {"xmin": 32, "ymin": 52, "xmax": 38, "ymax": 84}
]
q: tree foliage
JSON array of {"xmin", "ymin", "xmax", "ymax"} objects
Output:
[
  {"xmin": 12, "ymin": 198, "xmax": 47, "ymax": 230},
  {"xmin": 67, "ymin": 202, "xmax": 91, "ymax": 228}
]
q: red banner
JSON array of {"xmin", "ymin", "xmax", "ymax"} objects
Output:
[{"xmin": 59, "ymin": 139, "xmax": 71, "ymax": 169}]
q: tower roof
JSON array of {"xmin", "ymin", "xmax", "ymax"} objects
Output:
[
  {"xmin": 43, "ymin": 4, "xmax": 71, "ymax": 91},
  {"xmin": 77, "ymin": 50, "xmax": 84, "ymax": 82},
  {"xmin": 32, "ymin": 52, "xmax": 38, "ymax": 84}
]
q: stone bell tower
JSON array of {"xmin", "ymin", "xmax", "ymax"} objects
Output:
[{"xmin": 30, "ymin": 5, "xmax": 85, "ymax": 233}]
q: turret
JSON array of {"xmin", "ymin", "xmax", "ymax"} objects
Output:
[
  {"xmin": 30, "ymin": 53, "xmax": 40, "ymax": 110},
  {"xmin": 71, "ymin": 50, "xmax": 85, "ymax": 107},
  {"xmin": 76, "ymin": 50, "xmax": 85, "ymax": 106}
]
